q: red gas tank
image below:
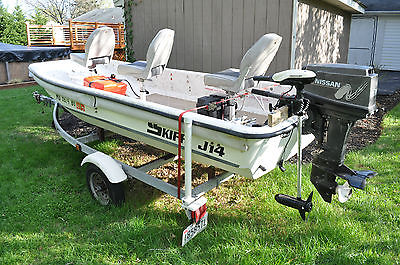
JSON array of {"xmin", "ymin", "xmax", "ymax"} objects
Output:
[{"xmin": 84, "ymin": 75, "xmax": 127, "ymax": 95}]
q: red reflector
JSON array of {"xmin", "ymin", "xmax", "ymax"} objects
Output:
[{"xmin": 191, "ymin": 204, "xmax": 207, "ymax": 223}]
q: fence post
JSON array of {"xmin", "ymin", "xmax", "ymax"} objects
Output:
[
  {"xmin": 69, "ymin": 19, "xmax": 74, "ymax": 49},
  {"xmin": 51, "ymin": 25, "xmax": 55, "ymax": 45},
  {"xmin": 26, "ymin": 22, "xmax": 31, "ymax": 46},
  {"xmin": 118, "ymin": 23, "xmax": 123, "ymax": 47}
]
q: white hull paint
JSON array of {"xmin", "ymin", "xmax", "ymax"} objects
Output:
[{"xmin": 30, "ymin": 59, "xmax": 314, "ymax": 179}]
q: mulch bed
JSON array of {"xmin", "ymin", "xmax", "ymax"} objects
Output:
[{"xmin": 347, "ymin": 90, "xmax": 400, "ymax": 151}]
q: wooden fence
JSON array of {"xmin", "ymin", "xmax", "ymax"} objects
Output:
[{"xmin": 26, "ymin": 20, "xmax": 125, "ymax": 51}]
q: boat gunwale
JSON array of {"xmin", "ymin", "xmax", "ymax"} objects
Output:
[{"xmin": 29, "ymin": 63, "xmax": 298, "ymax": 139}]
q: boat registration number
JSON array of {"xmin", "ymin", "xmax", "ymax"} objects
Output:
[{"xmin": 181, "ymin": 212, "xmax": 208, "ymax": 246}]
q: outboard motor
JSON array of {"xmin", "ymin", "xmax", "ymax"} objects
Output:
[{"xmin": 303, "ymin": 64, "xmax": 378, "ymax": 203}]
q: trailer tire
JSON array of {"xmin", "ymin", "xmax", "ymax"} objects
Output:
[{"xmin": 86, "ymin": 164, "xmax": 125, "ymax": 206}]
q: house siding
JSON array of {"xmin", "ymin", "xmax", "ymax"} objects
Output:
[
  {"xmin": 126, "ymin": 0, "xmax": 293, "ymax": 74},
  {"xmin": 374, "ymin": 16, "xmax": 400, "ymax": 70},
  {"xmin": 295, "ymin": 0, "xmax": 351, "ymax": 68},
  {"xmin": 126, "ymin": 0, "xmax": 353, "ymax": 73}
]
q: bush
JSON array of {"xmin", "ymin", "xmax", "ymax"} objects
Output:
[{"xmin": 0, "ymin": 5, "xmax": 27, "ymax": 45}]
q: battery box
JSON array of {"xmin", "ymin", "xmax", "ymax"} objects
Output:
[
  {"xmin": 196, "ymin": 94, "xmax": 225, "ymax": 119},
  {"xmin": 84, "ymin": 75, "xmax": 127, "ymax": 95}
]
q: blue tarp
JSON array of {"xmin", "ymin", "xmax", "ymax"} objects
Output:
[{"xmin": 0, "ymin": 43, "xmax": 70, "ymax": 62}]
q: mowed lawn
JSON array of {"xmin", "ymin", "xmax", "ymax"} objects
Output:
[{"xmin": 0, "ymin": 85, "xmax": 399, "ymax": 264}]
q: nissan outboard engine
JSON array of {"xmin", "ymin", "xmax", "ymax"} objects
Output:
[{"xmin": 303, "ymin": 64, "xmax": 378, "ymax": 203}]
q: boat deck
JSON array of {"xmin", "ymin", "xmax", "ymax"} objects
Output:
[
  {"xmin": 147, "ymin": 93, "xmax": 196, "ymax": 110},
  {"xmin": 147, "ymin": 93, "xmax": 268, "ymax": 125}
]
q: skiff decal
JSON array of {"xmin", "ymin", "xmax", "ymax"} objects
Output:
[
  {"xmin": 147, "ymin": 122, "xmax": 184, "ymax": 143},
  {"xmin": 146, "ymin": 123, "xmax": 226, "ymax": 157},
  {"xmin": 198, "ymin": 141, "xmax": 225, "ymax": 157}
]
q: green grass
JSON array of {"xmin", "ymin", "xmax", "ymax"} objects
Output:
[{"xmin": 0, "ymin": 86, "xmax": 399, "ymax": 264}]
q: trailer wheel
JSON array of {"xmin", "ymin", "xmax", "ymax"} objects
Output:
[{"xmin": 86, "ymin": 164, "xmax": 125, "ymax": 206}]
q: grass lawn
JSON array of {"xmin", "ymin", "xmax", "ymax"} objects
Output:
[{"xmin": 0, "ymin": 85, "xmax": 399, "ymax": 264}]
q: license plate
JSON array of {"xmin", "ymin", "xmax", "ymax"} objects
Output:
[{"xmin": 181, "ymin": 212, "xmax": 208, "ymax": 246}]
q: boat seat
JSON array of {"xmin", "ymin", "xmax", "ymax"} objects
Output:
[
  {"xmin": 70, "ymin": 26, "xmax": 115, "ymax": 69},
  {"xmin": 204, "ymin": 68, "xmax": 254, "ymax": 91},
  {"xmin": 117, "ymin": 28, "xmax": 175, "ymax": 80},
  {"xmin": 204, "ymin": 33, "xmax": 282, "ymax": 93}
]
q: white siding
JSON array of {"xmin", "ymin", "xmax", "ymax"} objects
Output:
[{"xmin": 375, "ymin": 16, "xmax": 400, "ymax": 70}]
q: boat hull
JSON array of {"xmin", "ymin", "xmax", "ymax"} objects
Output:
[{"xmin": 30, "ymin": 60, "xmax": 314, "ymax": 179}]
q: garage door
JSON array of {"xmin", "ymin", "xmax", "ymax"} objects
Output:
[{"xmin": 375, "ymin": 16, "xmax": 400, "ymax": 71}]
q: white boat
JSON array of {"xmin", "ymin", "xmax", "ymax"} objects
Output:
[
  {"xmin": 30, "ymin": 28, "xmax": 378, "ymax": 242},
  {"xmin": 29, "ymin": 27, "xmax": 315, "ymax": 180}
]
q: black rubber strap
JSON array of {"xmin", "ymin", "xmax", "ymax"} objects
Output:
[{"xmin": 88, "ymin": 78, "xmax": 120, "ymax": 88}]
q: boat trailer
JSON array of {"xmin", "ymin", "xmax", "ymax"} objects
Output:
[{"xmin": 35, "ymin": 92, "xmax": 236, "ymax": 246}]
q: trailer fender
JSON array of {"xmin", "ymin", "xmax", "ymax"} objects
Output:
[{"xmin": 81, "ymin": 152, "xmax": 127, "ymax": 183}]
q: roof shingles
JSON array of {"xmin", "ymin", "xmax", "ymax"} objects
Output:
[{"xmin": 359, "ymin": 0, "xmax": 400, "ymax": 11}]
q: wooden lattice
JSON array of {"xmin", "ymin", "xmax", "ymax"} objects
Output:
[{"xmin": 113, "ymin": 49, "xmax": 126, "ymax": 61}]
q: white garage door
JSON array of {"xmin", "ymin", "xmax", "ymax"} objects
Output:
[{"xmin": 375, "ymin": 16, "xmax": 400, "ymax": 71}]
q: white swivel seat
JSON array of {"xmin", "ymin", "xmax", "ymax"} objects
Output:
[
  {"xmin": 117, "ymin": 29, "xmax": 175, "ymax": 81},
  {"xmin": 204, "ymin": 33, "xmax": 282, "ymax": 94},
  {"xmin": 70, "ymin": 26, "xmax": 115, "ymax": 69}
]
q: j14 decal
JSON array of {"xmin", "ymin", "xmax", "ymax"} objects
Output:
[{"xmin": 198, "ymin": 141, "xmax": 225, "ymax": 157}]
